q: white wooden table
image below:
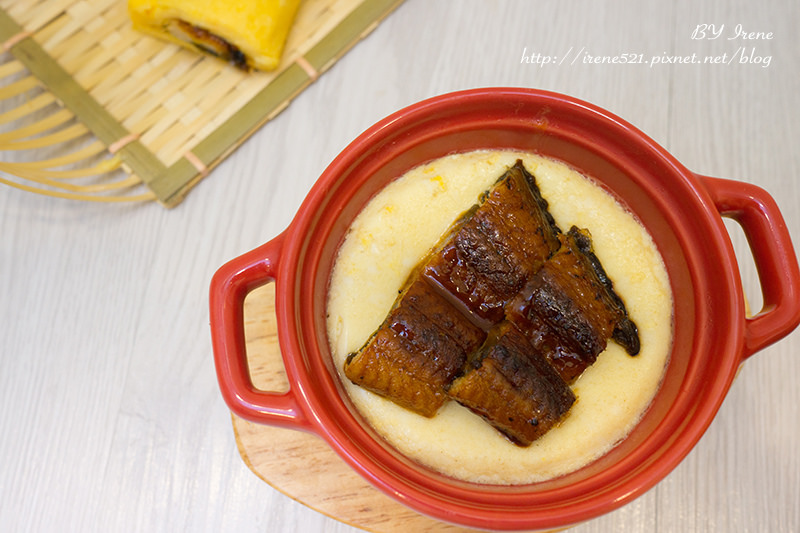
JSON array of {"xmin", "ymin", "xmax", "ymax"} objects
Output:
[{"xmin": 2, "ymin": 1, "xmax": 798, "ymax": 531}]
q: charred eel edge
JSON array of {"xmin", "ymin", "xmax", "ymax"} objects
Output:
[{"xmin": 566, "ymin": 226, "xmax": 640, "ymax": 355}]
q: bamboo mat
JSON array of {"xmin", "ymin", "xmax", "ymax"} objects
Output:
[{"xmin": 0, "ymin": 0, "xmax": 404, "ymax": 206}]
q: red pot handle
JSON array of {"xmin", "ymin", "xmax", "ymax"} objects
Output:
[
  {"xmin": 209, "ymin": 231, "xmax": 310, "ymax": 430},
  {"xmin": 700, "ymin": 175, "xmax": 800, "ymax": 359}
]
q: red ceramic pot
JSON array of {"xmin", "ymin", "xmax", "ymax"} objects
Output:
[{"xmin": 209, "ymin": 88, "xmax": 800, "ymax": 531}]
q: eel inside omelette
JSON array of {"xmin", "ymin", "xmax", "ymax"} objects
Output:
[{"xmin": 128, "ymin": 0, "xmax": 301, "ymax": 71}]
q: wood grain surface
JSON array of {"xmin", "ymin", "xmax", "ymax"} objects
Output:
[{"xmin": 2, "ymin": 1, "xmax": 798, "ymax": 532}]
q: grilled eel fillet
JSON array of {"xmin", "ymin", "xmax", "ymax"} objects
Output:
[
  {"xmin": 344, "ymin": 160, "xmax": 558, "ymax": 416},
  {"xmin": 343, "ymin": 159, "xmax": 639, "ymax": 444},
  {"xmin": 507, "ymin": 227, "xmax": 640, "ymax": 382},
  {"xmin": 447, "ymin": 227, "xmax": 640, "ymax": 443},
  {"xmin": 422, "ymin": 160, "xmax": 561, "ymax": 324},
  {"xmin": 344, "ymin": 276, "xmax": 486, "ymax": 417},
  {"xmin": 447, "ymin": 322, "xmax": 575, "ymax": 446}
]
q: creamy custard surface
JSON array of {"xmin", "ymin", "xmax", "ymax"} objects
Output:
[{"xmin": 326, "ymin": 150, "xmax": 673, "ymax": 484}]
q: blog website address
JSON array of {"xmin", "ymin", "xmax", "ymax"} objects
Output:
[{"xmin": 520, "ymin": 46, "xmax": 772, "ymax": 68}]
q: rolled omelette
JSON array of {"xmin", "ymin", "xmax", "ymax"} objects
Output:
[{"xmin": 128, "ymin": 0, "xmax": 302, "ymax": 71}]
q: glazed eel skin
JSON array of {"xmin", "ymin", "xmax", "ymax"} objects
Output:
[{"xmin": 343, "ymin": 160, "xmax": 639, "ymax": 446}]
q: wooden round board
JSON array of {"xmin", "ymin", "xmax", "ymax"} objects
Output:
[{"xmin": 234, "ymin": 283, "xmax": 489, "ymax": 532}]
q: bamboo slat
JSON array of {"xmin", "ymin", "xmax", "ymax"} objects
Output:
[{"xmin": 0, "ymin": 0, "xmax": 405, "ymax": 206}]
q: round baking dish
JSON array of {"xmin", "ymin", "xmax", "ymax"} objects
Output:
[{"xmin": 209, "ymin": 88, "xmax": 800, "ymax": 531}]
